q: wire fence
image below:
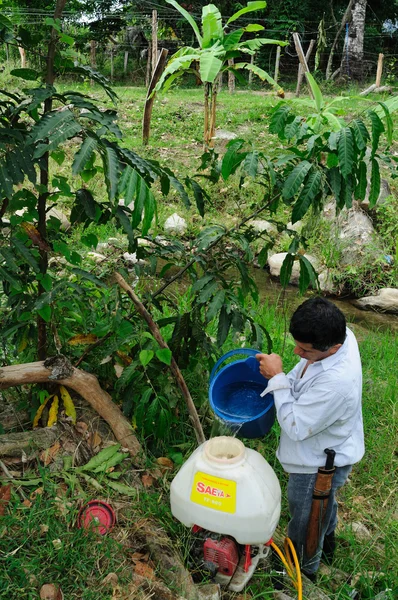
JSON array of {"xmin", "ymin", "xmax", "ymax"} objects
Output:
[{"xmin": 2, "ymin": 8, "xmax": 398, "ymax": 88}]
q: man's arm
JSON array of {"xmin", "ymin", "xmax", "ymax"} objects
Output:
[{"xmin": 273, "ymin": 383, "xmax": 349, "ymax": 441}]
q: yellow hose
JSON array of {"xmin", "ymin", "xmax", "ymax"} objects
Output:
[{"xmin": 270, "ymin": 538, "xmax": 302, "ymax": 600}]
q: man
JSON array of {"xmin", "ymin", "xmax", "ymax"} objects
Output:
[{"xmin": 256, "ymin": 297, "xmax": 365, "ymax": 578}]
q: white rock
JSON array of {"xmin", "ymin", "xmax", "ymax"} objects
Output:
[
  {"xmin": 267, "ymin": 252, "xmax": 336, "ymax": 292},
  {"xmin": 287, "ymin": 220, "xmax": 303, "ymax": 233},
  {"xmin": 13, "ymin": 207, "xmax": 71, "ymax": 232},
  {"xmin": 352, "ymin": 288, "xmax": 398, "ymax": 314},
  {"xmin": 96, "ymin": 242, "xmax": 109, "ymax": 251},
  {"xmin": 361, "ymin": 177, "xmax": 391, "ymax": 210},
  {"xmin": 214, "ymin": 129, "xmax": 237, "ymax": 140},
  {"xmin": 268, "ymin": 252, "xmax": 319, "ymax": 283},
  {"xmin": 338, "ymin": 209, "xmax": 376, "ymax": 265},
  {"xmin": 350, "ymin": 521, "xmax": 372, "ymax": 541},
  {"xmin": 118, "ymin": 198, "xmax": 135, "ymax": 211},
  {"xmin": 164, "ymin": 213, "xmax": 187, "ymax": 235},
  {"xmin": 248, "ymin": 219, "xmax": 277, "ymax": 235},
  {"xmin": 47, "ymin": 208, "xmax": 71, "ymax": 231},
  {"xmin": 86, "ymin": 252, "xmax": 106, "ymax": 263},
  {"xmin": 123, "ymin": 251, "xmax": 138, "ymax": 265}
]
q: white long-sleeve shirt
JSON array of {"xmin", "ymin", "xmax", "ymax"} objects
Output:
[{"xmin": 261, "ymin": 328, "xmax": 365, "ymax": 473}]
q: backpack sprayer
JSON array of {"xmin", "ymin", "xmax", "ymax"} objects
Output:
[{"xmin": 170, "ymin": 349, "xmax": 304, "ymax": 596}]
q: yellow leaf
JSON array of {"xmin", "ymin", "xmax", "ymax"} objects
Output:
[
  {"xmin": 59, "ymin": 385, "xmax": 76, "ymax": 424},
  {"xmin": 47, "ymin": 395, "xmax": 59, "ymax": 427},
  {"xmin": 18, "ymin": 331, "xmax": 29, "ymax": 353},
  {"xmin": 67, "ymin": 334, "xmax": 98, "ymax": 346},
  {"xmin": 32, "ymin": 394, "xmax": 53, "ymax": 428}
]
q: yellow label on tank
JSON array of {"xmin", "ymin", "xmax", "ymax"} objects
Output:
[{"xmin": 190, "ymin": 471, "xmax": 236, "ymax": 513}]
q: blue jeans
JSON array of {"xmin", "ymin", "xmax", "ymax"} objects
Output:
[{"xmin": 287, "ymin": 465, "xmax": 352, "ymax": 575}]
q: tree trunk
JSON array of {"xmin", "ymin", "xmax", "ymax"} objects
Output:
[
  {"xmin": 37, "ymin": 0, "xmax": 68, "ymax": 360},
  {"xmin": 142, "ymin": 48, "xmax": 169, "ymax": 145},
  {"xmin": 18, "ymin": 46, "xmax": 26, "ymax": 68},
  {"xmin": 326, "ymin": 0, "xmax": 355, "ymax": 81},
  {"xmin": 228, "ymin": 59, "xmax": 235, "ymax": 93},
  {"xmin": 152, "ymin": 9, "xmax": 158, "ymax": 75},
  {"xmin": 340, "ymin": 0, "xmax": 367, "ymax": 81},
  {"xmin": 204, "ymin": 82, "xmax": 210, "ymax": 148},
  {"xmin": 209, "ymin": 83, "xmax": 218, "ymax": 147}
]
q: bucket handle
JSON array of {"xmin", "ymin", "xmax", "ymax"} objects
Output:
[{"xmin": 209, "ymin": 348, "xmax": 261, "ymax": 383}]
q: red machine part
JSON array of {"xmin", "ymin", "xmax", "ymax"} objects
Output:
[{"xmin": 203, "ymin": 537, "xmax": 239, "ymax": 577}]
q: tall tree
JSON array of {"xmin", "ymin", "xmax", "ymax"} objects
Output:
[{"xmin": 340, "ymin": 0, "xmax": 367, "ymax": 80}]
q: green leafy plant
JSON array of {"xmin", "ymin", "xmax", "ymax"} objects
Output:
[
  {"xmin": 0, "ymin": 9, "xmax": 188, "ymax": 361},
  {"xmin": 154, "ymin": 0, "xmax": 286, "ymax": 147},
  {"xmin": 204, "ymin": 73, "xmax": 395, "ymax": 290}
]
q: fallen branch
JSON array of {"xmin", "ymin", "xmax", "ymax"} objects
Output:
[
  {"xmin": 114, "ymin": 272, "xmax": 206, "ymax": 445},
  {"xmin": 0, "ymin": 427, "xmax": 59, "ymax": 458},
  {"xmin": 359, "ymin": 84, "xmax": 392, "ymax": 96},
  {"xmin": 0, "ymin": 356, "xmax": 143, "ymax": 460}
]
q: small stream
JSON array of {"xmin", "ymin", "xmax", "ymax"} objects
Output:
[{"xmin": 251, "ymin": 268, "xmax": 398, "ymax": 333}]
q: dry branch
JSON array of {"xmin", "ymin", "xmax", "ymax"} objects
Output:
[
  {"xmin": 359, "ymin": 84, "xmax": 392, "ymax": 96},
  {"xmin": 0, "ymin": 356, "xmax": 143, "ymax": 460},
  {"xmin": 0, "ymin": 427, "xmax": 59, "ymax": 458},
  {"xmin": 113, "ymin": 272, "xmax": 206, "ymax": 445}
]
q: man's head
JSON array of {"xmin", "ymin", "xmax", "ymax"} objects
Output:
[{"xmin": 290, "ymin": 297, "xmax": 346, "ymax": 361}]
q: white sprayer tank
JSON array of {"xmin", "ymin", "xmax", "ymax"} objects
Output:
[{"xmin": 170, "ymin": 436, "xmax": 281, "ymax": 545}]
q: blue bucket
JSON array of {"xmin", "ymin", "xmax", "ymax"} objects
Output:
[{"xmin": 209, "ymin": 348, "xmax": 275, "ymax": 439}]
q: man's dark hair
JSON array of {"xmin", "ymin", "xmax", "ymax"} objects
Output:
[{"xmin": 289, "ymin": 297, "xmax": 346, "ymax": 351}]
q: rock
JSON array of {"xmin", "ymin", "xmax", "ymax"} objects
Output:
[
  {"xmin": 86, "ymin": 252, "xmax": 106, "ymax": 263},
  {"xmin": 96, "ymin": 242, "xmax": 109, "ymax": 251},
  {"xmin": 214, "ymin": 129, "xmax": 237, "ymax": 140},
  {"xmin": 268, "ymin": 252, "xmax": 315, "ymax": 282},
  {"xmin": 350, "ymin": 521, "xmax": 372, "ymax": 541},
  {"xmin": 118, "ymin": 198, "xmax": 135, "ymax": 211},
  {"xmin": 197, "ymin": 583, "xmax": 221, "ymax": 600},
  {"xmin": 47, "ymin": 208, "xmax": 71, "ymax": 232},
  {"xmin": 39, "ymin": 583, "xmax": 63, "ymax": 599},
  {"xmin": 164, "ymin": 213, "xmax": 187, "ymax": 235},
  {"xmin": 123, "ymin": 252, "xmax": 147, "ymax": 268},
  {"xmin": 123, "ymin": 252, "xmax": 138, "ymax": 266},
  {"xmin": 273, "ymin": 593, "xmax": 295, "ymax": 600},
  {"xmin": 337, "ymin": 209, "xmax": 376, "ymax": 265},
  {"xmin": 287, "ymin": 220, "xmax": 303, "ymax": 233},
  {"xmin": 14, "ymin": 207, "xmax": 71, "ymax": 232},
  {"xmin": 351, "ymin": 288, "xmax": 398, "ymax": 314},
  {"xmin": 268, "ymin": 253, "xmax": 337, "ymax": 293},
  {"xmin": 360, "ymin": 178, "xmax": 391, "ymax": 211},
  {"xmin": 318, "ymin": 564, "xmax": 350, "ymax": 589},
  {"xmin": 248, "ymin": 219, "xmax": 277, "ymax": 235}
]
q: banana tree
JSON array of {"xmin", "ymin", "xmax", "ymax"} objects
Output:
[{"xmin": 154, "ymin": 1, "xmax": 287, "ymax": 148}]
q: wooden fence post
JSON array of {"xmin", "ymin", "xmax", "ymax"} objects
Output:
[
  {"xmin": 90, "ymin": 40, "xmax": 96, "ymax": 86},
  {"xmin": 296, "ymin": 38, "xmax": 315, "ymax": 97},
  {"xmin": 293, "ymin": 33, "xmax": 314, "ymax": 99},
  {"xmin": 375, "ymin": 53, "xmax": 384, "ymax": 88},
  {"xmin": 228, "ymin": 58, "xmax": 235, "ymax": 93},
  {"xmin": 143, "ymin": 48, "xmax": 169, "ymax": 145},
  {"xmin": 151, "ymin": 9, "xmax": 158, "ymax": 75},
  {"xmin": 145, "ymin": 45, "xmax": 152, "ymax": 87},
  {"xmin": 248, "ymin": 53, "xmax": 254, "ymax": 87},
  {"xmin": 274, "ymin": 45, "xmax": 281, "ymax": 84}
]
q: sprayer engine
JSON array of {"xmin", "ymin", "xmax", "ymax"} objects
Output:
[{"xmin": 191, "ymin": 525, "xmax": 270, "ymax": 591}]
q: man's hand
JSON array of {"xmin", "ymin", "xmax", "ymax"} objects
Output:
[{"xmin": 256, "ymin": 353, "xmax": 283, "ymax": 379}]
